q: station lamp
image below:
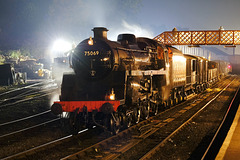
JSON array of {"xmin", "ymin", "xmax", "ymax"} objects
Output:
[
  {"xmin": 52, "ymin": 39, "xmax": 72, "ymax": 53},
  {"xmin": 51, "ymin": 39, "xmax": 73, "ymax": 61}
]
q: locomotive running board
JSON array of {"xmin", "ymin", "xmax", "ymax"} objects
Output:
[{"xmin": 128, "ymin": 69, "xmax": 167, "ymax": 76}]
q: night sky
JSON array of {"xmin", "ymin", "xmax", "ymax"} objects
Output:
[{"xmin": 0, "ymin": 0, "xmax": 239, "ymax": 57}]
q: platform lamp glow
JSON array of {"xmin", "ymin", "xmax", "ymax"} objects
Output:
[{"xmin": 52, "ymin": 39, "xmax": 72, "ymax": 58}]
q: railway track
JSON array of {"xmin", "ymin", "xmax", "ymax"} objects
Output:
[
  {"xmin": 1, "ymin": 76, "xmax": 238, "ymax": 159},
  {"xmin": 0, "ymin": 79, "xmax": 64, "ymax": 159},
  {"xmin": 201, "ymin": 83, "xmax": 240, "ymax": 159},
  {"xmin": 1, "ymin": 126, "xmax": 106, "ymax": 160},
  {"xmin": 0, "ymin": 80, "xmax": 52, "ymax": 96},
  {"xmin": 0, "ymin": 79, "xmax": 59, "ymax": 124},
  {"xmin": 140, "ymin": 77, "xmax": 239, "ymax": 160},
  {"xmin": 0, "ymin": 113, "xmax": 65, "ymax": 159},
  {"xmin": 0, "ymin": 79, "xmax": 60, "ymax": 137},
  {"xmin": 0, "ymin": 79, "xmax": 58, "ymax": 108},
  {"xmin": 0, "ymin": 110, "xmax": 59, "ymax": 137},
  {"xmin": 59, "ymin": 76, "xmax": 238, "ymax": 160}
]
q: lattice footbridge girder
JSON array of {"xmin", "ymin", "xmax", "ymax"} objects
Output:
[{"xmin": 154, "ymin": 30, "xmax": 240, "ymax": 46}]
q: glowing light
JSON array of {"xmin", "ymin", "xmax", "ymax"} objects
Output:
[
  {"xmin": 88, "ymin": 36, "xmax": 93, "ymax": 45},
  {"xmin": 214, "ymin": 88, "xmax": 221, "ymax": 92},
  {"xmin": 101, "ymin": 58, "xmax": 109, "ymax": 61},
  {"xmin": 228, "ymin": 65, "xmax": 231, "ymax": 69},
  {"xmin": 109, "ymin": 88, "xmax": 115, "ymax": 100},
  {"xmin": 52, "ymin": 39, "xmax": 72, "ymax": 53},
  {"xmin": 172, "ymin": 55, "xmax": 186, "ymax": 62},
  {"xmin": 135, "ymin": 57, "xmax": 150, "ymax": 62},
  {"xmin": 131, "ymin": 83, "xmax": 140, "ymax": 88},
  {"xmin": 110, "ymin": 94, "xmax": 115, "ymax": 100}
]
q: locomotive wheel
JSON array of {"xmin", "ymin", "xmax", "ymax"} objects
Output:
[
  {"xmin": 117, "ymin": 106, "xmax": 132, "ymax": 129},
  {"xmin": 206, "ymin": 83, "xmax": 210, "ymax": 88},
  {"xmin": 194, "ymin": 87, "xmax": 198, "ymax": 94},
  {"xmin": 166, "ymin": 100, "xmax": 170, "ymax": 108},
  {"xmin": 118, "ymin": 112, "xmax": 131, "ymax": 129},
  {"xmin": 151, "ymin": 103, "xmax": 158, "ymax": 116},
  {"xmin": 162, "ymin": 101, "xmax": 167, "ymax": 111},
  {"xmin": 142, "ymin": 103, "xmax": 150, "ymax": 120},
  {"xmin": 191, "ymin": 89, "xmax": 195, "ymax": 94},
  {"xmin": 174, "ymin": 98, "xmax": 178, "ymax": 105},
  {"xmin": 59, "ymin": 113, "xmax": 72, "ymax": 133},
  {"xmin": 178, "ymin": 95, "xmax": 183, "ymax": 102},
  {"xmin": 124, "ymin": 112, "xmax": 132, "ymax": 128},
  {"xmin": 69, "ymin": 112, "xmax": 80, "ymax": 135},
  {"xmin": 133, "ymin": 108, "xmax": 141, "ymax": 124},
  {"xmin": 167, "ymin": 99, "xmax": 173, "ymax": 108},
  {"xmin": 183, "ymin": 92, "xmax": 187, "ymax": 101},
  {"xmin": 204, "ymin": 84, "xmax": 208, "ymax": 90},
  {"xmin": 198, "ymin": 86, "xmax": 202, "ymax": 93},
  {"xmin": 110, "ymin": 113, "xmax": 121, "ymax": 135},
  {"xmin": 170, "ymin": 99, "xmax": 174, "ymax": 106}
]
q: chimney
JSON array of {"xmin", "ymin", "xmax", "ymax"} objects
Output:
[{"xmin": 92, "ymin": 27, "xmax": 108, "ymax": 39}]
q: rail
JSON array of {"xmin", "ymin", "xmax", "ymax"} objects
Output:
[{"xmin": 201, "ymin": 85, "xmax": 240, "ymax": 159}]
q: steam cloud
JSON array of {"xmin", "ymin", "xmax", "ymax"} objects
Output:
[{"xmin": 108, "ymin": 20, "xmax": 154, "ymax": 40}]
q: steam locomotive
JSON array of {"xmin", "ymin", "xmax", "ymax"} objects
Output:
[{"xmin": 51, "ymin": 27, "xmax": 230, "ymax": 134}]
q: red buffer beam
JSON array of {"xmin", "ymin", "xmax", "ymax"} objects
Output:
[{"xmin": 154, "ymin": 30, "xmax": 240, "ymax": 46}]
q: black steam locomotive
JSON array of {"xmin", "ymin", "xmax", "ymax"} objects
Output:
[{"xmin": 51, "ymin": 27, "xmax": 230, "ymax": 134}]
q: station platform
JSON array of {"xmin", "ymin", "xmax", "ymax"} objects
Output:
[{"xmin": 216, "ymin": 104, "xmax": 240, "ymax": 159}]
